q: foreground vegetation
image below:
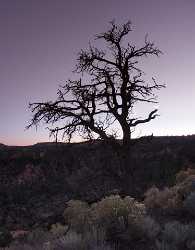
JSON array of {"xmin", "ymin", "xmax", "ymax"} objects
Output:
[{"xmin": 2, "ymin": 167, "xmax": 195, "ymax": 249}]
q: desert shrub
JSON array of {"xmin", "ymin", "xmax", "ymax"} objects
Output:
[
  {"xmin": 52, "ymin": 231, "xmax": 84, "ymax": 250},
  {"xmin": 176, "ymin": 168, "xmax": 195, "ymax": 184},
  {"xmin": 0, "ymin": 228, "xmax": 13, "ymax": 247},
  {"xmin": 144, "ymin": 169, "xmax": 195, "ymax": 217},
  {"xmin": 52, "ymin": 229, "xmax": 112, "ymax": 250},
  {"xmin": 89, "ymin": 195, "xmax": 146, "ymax": 248},
  {"xmin": 91, "ymin": 195, "xmax": 145, "ymax": 230},
  {"xmin": 50, "ymin": 223, "xmax": 68, "ymax": 237},
  {"xmin": 106, "ymin": 215, "xmax": 161, "ymax": 248},
  {"xmin": 3, "ymin": 228, "xmax": 112, "ymax": 250},
  {"xmin": 136, "ymin": 215, "xmax": 161, "ymax": 240},
  {"xmin": 62, "ymin": 195, "xmax": 146, "ymax": 248},
  {"xmin": 63, "ymin": 200, "xmax": 91, "ymax": 233},
  {"xmin": 20, "ymin": 228, "xmax": 53, "ymax": 246},
  {"xmin": 155, "ymin": 240, "xmax": 178, "ymax": 250},
  {"xmin": 162, "ymin": 221, "xmax": 189, "ymax": 245},
  {"xmin": 176, "ymin": 175, "xmax": 195, "ymax": 199},
  {"xmin": 144, "ymin": 186, "xmax": 181, "ymax": 214},
  {"xmin": 157, "ymin": 221, "xmax": 195, "ymax": 250}
]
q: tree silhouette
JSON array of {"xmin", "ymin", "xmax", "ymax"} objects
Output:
[{"xmin": 28, "ymin": 21, "xmax": 165, "ymax": 194}]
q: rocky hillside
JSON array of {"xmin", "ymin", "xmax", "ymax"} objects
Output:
[{"xmin": 1, "ymin": 135, "xmax": 195, "ymax": 230}]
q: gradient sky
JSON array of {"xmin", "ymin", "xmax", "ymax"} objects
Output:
[{"xmin": 0, "ymin": 0, "xmax": 195, "ymax": 146}]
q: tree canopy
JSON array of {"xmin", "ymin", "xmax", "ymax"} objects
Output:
[{"xmin": 28, "ymin": 21, "xmax": 165, "ymax": 147}]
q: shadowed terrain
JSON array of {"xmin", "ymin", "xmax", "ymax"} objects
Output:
[{"xmin": 1, "ymin": 135, "xmax": 195, "ymax": 230}]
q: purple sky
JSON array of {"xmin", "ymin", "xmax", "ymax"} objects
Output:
[{"xmin": 0, "ymin": 0, "xmax": 195, "ymax": 146}]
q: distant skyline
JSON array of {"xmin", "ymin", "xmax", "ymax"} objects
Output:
[{"xmin": 0, "ymin": 0, "xmax": 195, "ymax": 146}]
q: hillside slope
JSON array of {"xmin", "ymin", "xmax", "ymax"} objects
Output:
[{"xmin": 1, "ymin": 135, "xmax": 195, "ymax": 229}]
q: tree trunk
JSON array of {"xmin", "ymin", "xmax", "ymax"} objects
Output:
[
  {"xmin": 113, "ymin": 142, "xmax": 135, "ymax": 197},
  {"xmin": 120, "ymin": 125, "xmax": 134, "ymax": 194},
  {"xmin": 121, "ymin": 147, "xmax": 135, "ymax": 196},
  {"xmin": 107, "ymin": 137, "xmax": 135, "ymax": 197}
]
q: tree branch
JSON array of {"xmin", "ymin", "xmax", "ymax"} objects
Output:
[{"xmin": 131, "ymin": 109, "xmax": 158, "ymax": 127}]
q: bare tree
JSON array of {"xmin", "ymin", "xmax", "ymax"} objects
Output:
[{"xmin": 28, "ymin": 21, "xmax": 165, "ymax": 194}]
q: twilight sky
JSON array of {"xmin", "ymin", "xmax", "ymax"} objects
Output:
[{"xmin": 0, "ymin": 0, "xmax": 195, "ymax": 146}]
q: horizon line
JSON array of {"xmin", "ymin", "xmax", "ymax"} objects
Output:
[{"xmin": 1, "ymin": 134, "xmax": 195, "ymax": 147}]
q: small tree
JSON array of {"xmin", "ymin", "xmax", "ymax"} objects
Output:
[{"xmin": 28, "ymin": 21, "xmax": 165, "ymax": 194}]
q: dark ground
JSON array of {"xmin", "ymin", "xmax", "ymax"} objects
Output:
[{"xmin": 1, "ymin": 135, "xmax": 195, "ymax": 230}]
